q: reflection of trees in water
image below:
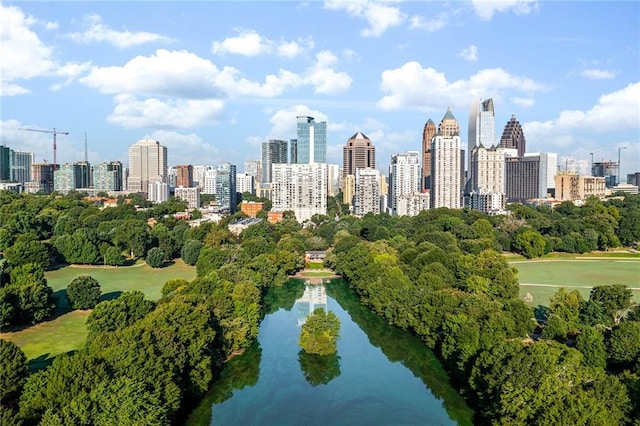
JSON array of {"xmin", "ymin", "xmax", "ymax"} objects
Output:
[
  {"xmin": 325, "ymin": 279, "xmax": 474, "ymax": 426},
  {"xmin": 184, "ymin": 341, "xmax": 262, "ymax": 426},
  {"xmin": 298, "ymin": 350, "xmax": 341, "ymax": 386},
  {"xmin": 262, "ymin": 279, "xmax": 306, "ymax": 315}
]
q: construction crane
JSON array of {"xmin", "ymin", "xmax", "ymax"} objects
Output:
[{"xmin": 20, "ymin": 127, "xmax": 69, "ymax": 170}]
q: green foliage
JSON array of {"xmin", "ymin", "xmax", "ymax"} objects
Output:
[
  {"xmin": 162, "ymin": 278, "xmax": 190, "ymax": 297},
  {"xmin": 146, "ymin": 247, "xmax": 165, "ymax": 268},
  {"xmin": 4, "ymin": 239, "xmax": 50, "ymax": 269},
  {"xmin": 590, "ymin": 284, "xmax": 634, "ymax": 325},
  {"xmin": 299, "ymin": 308, "xmax": 340, "ymax": 356},
  {"xmin": 66, "ymin": 275, "xmax": 101, "ymax": 310},
  {"xmin": 607, "ymin": 321, "xmax": 640, "ymax": 369},
  {"xmin": 0, "ymin": 339, "xmax": 28, "ymax": 406},
  {"xmin": 104, "ymin": 246, "xmax": 125, "ymax": 266},
  {"xmin": 298, "ymin": 351, "xmax": 341, "ymax": 386},
  {"xmin": 576, "ymin": 326, "xmax": 607, "ymax": 369},
  {"xmin": 1, "ymin": 267, "xmax": 55, "ymax": 327},
  {"xmin": 181, "ymin": 239, "xmax": 204, "ymax": 266},
  {"xmin": 86, "ymin": 291, "xmax": 156, "ymax": 338},
  {"xmin": 512, "ymin": 228, "xmax": 546, "ymax": 258}
]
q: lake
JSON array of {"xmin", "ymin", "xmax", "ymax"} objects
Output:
[{"xmin": 186, "ymin": 279, "xmax": 473, "ymax": 426}]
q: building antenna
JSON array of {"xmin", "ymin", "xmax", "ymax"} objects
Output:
[{"xmin": 84, "ymin": 132, "xmax": 88, "ymax": 163}]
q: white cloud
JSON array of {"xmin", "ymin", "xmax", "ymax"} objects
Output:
[
  {"xmin": 581, "ymin": 68, "xmax": 616, "ymax": 80},
  {"xmin": 377, "ymin": 62, "xmax": 544, "ymax": 111},
  {"xmin": 459, "ymin": 45, "xmax": 479, "ymax": 61},
  {"xmin": 212, "ymin": 29, "xmax": 313, "ymax": 58},
  {"xmin": 144, "ymin": 130, "xmax": 222, "ymax": 166},
  {"xmin": 108, "ymin": 94, "xmax": 226, "ymax": 129},
  {"xmin": 268, "ymin": 105, "xmax": 329, "ymax": 139},
  {"xmin": 66, "ymin": 14, "xmax": 170, "ymax": 48},
  {"xmin": 471, "ymin": 0, "xmax": 538, "ymax": 21},
  {"xmin": 304, "ymin": 50, "xmax": 353, "ymax": 95},
  {"xmin": 0, "ymin": 5, "xmax": 56, "ymax": 85},
  {"xmin": 511, "ymin": 97, "xmax": 535, "ymax": 107},
  {"xmin": 1, "ymin": 82, "xmax": 30, "ymax": 96},
  {"xmin": 523, "ymin": 83, "xmax": 640, "ymax": 159},
  {"xmin": 324, "ymin": 0, "xmax": 406, "ymax": 37}
]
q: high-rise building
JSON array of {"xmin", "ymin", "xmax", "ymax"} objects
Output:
[
  {"xmin": 261, "ymin": 139, "xmax": 289, "ymax": 185},
  {"xmin": 271, "ymin": 163, "xmax": 327, "ymax": 223},
  {"xmin": 202, "ymin": 169, "xmax": 217, "ymax": 195},
  {"xmin": 555, "ymin": 172, "xmax": 606, "ymax": 201},
  {"xmin": 343, "ymin": 174, "xmax": 355, "ymax": 206},
  {"xmin": 175, "ymin": 165, "xmax": 194, "ymax": 188},
  {"xmin": 289, "ymin": 139, "xmax": 298, "ymax": 164},
  {"xmin": 53, "ymin": 162, "xmax": 91, "ymax": 193},
  {"xmin": 431, "ymin": 135, "xmax": 462, "ymax": 209},
  {"xmin": 11, "ymin": 150, "xmax": 34, "ymax": 184},
  {"xmin": 127, "ymin": 139, "xmax": 167, "ymax": 197},
  {"xmin": 174, "ymin": 186, "xmax": 201, "ymax": 209},
  {"xmin": 354, "ymin": 167, "xmax": 380, "ymax": 217},
  {"xmin": 592, "ymin": 161, "xmax": 619, "ymax": 187},
  {"xmin": 0, "ymin": 146, "xmax": 10, "ymax": 181},
  {"xmin": 469, "ymin": 146, "xmax": 506, "ymax": 214},
  {"xmin": 296, "ymin": 116, "xmax": 327, "ymax": 164},
  {"xmin": 438, "ymin": 107, "xmax": 460, "ymax": 138},
  {"xmin": 499, "ymin": 114, "xmax": 527, "ymax": 157},
  {"xmin": 244, "ymin": 160, "xmax": 261, "ymax": 186},
  {"xmin": 343, "ymin": 132, "xmax": 375, "ymax": 177},
  {"xmin": 235, "ymin": 172, "xmax": 255, "ymax": 195},
  {"xmin": 396, "ymin": 192, "xmax": 430, "ymax": 217},
  {"xmin": 192, "ymin": 165, "xmax": 211, "ymax": 188},
  {"xmin": 421, "ymin": 119, "xmax": 436, "ymax": 191},
  {"xmin": 468, "ymin": 99, "xmax": 496, "ymax": 168},
  {"xmin": 30, "ymin": 163, "xmax": 55, "ymax": 193},
  {"xmin": 216, "ymin": 162, "xmax": 237, "ymax": 213},
  {"xmin": 326, "ymin": 164, "xmax": 340, "ymax": 197},
  {"xmin": 528, "ymin": 152, "xmax": 558, "ymax": 196},
  {"xmin": 388, "ymin": 151, "xmax": 421, "ymax": 215},
  {"xmin": 505, "ymin": 156, "xmax": 541, "ymax": 202},
  {"xmin": 148, "ymin": 182, "xmax": 169, "ymax": 203},
  {"xmin": 93, "ymin": 161, "xmax": 123, "ymax": 192}
]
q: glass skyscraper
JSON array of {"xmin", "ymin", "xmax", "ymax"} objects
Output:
[
  {"xmin": 216, "ymin": 162, "xmax": 237, "ymax": 213},
  {"xmin": 296, "ymin": 116, "xmax": 326, "ymax": 164}
]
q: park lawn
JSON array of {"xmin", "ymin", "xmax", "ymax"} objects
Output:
[
  {"xmin": 511, "ymin": 258, "xmax": 640, "ymax": 307},
  {"xmin": 0, "ymin": 260, "xmax": 196, "ymax": 368},
  {"xmin": 300, "ymin": 271, "xmax": 337, "ymax": 278}
]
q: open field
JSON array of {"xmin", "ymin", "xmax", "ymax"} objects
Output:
[
  {"xmin": 512, "ymin": 257, "xmax": 640, "ymax": 307},
  {"xmin": 0, "ymin": 260, "xmax": 196, "ymax": 368}
]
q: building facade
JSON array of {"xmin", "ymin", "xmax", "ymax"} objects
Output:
[
  {"xmin": 53, "ymin": 162, "xmax": 91, "ymax": 193},
  {"xmin": 11, "ymin": 150, "xmax": 33, "ymax": 184},
  {"xmin": 127, "ymin": 139, "xmax": 167, "ymax": 197},
  {"xmin": 343, "ymin": 132, "xmax": 375, "ymax": 177},
  {"xmin": 396, "ymin": 192, "xmax": 430, "ymax": 217},
  {"xmin": 271, "ymin": 163, "xmax": 327, "ymax": 223},
  {"xmin": 296, "ymin": 116, "xmax": 327, "ymax": 164},
  {"xmin": 216, "ymin": 162, "xmax": 237, "ymax": 213},
  {"xmin": 174, "ymin": 186, "xmax": 201, "ymax": 209},
  {"xmin": 421, "ymin": 119, "xmax": 437, "ymax": 191},
  {"xmin": 354, "ymin": 167, "xmax": 380, "ymax": 217},
  {"xmin": 235, "ymin": 172, "xmax": 255, "ymax": 195},
  {"xmin": 468, "ymin": 98, "xmax": 496, "ymax": 171},
  {"xmin": 388, "ymin": 151, "xmax": 421, "ymax": 215},
  {"xmin": 431, "ymin": 135, "xmax": 462, "ymax": 209},
  {"xmin": 93, "ymin": 161, "xmax": 123, "ymax": 192},
  {"xmin": 499, "ymin": 114, "xmax": 527, "ymax": 157},
  {"xmin": 175, "ymin": 165, "xmax": 194, "ymax": 188},
  {"xmin": 555, "ymin": 172, "xmax": 607, "ymax": 201},
  {"xmin": 505, "ymin": 155, "xmax": 541, "ymax": 202}
]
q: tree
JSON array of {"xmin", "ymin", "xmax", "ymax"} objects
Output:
[
  {"xmin": 66, "ymin": 275, "xmax": 101, "ymax": 310},
  {"xmin": 4, "ymin": 239, "xmax": 50, "ymax": 269},
  {"xmin": 575, "ymin": 326, "xmax": 607, "ymax": 369},
  {"xmin": 0, "ymin": 339, "xmax": 28, "ymax": 406},
  {"xmin": 607, "ymin": 321, "xmax": 640, "ymax": 369},
  {"xmin": 299, "ymin": 308, "xmax": 340, "ymax": 356},
  {"xmin": 512, "ymin": 228, "xmax": 546, "ymax": 258},
  {"xmin": 104, "ymin": 246, "xmax": 125, "ymax": 266},
  {"xmin": 146, "ymin": 247, "xmax": 165, "ymax": 268},
  {"xmin": 86, "ymin": 291, "xmax": 156, "ymax": 338},
  {"xmin": 180, "ymin": 239, "xmax": 204, "ymax": 266},
  {"xmin": 590, "ymin": 284, "xmax": 634, "ymax": 325}
]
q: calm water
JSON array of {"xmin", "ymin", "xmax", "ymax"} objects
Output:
[{"xmin": 186, "ymin": 279, "xmax": 473, "ymax": 426}]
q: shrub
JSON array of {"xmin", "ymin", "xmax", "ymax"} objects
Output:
[{"xmin": 66, "ymin": 275, "xmax": 101, "ymax": 310}]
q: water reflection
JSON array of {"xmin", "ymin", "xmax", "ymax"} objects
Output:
[
  {"xmin": 296, "ymin": 283, "xmax": 327, "ymax": 325},
  {"xmin": 298, "ymin": 350, "xmax": 341, "ymax": 386}
]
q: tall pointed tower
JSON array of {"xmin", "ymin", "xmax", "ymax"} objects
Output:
[
  {"xmin": 438, "ymin": 107, "xmax": 460, "ymax": 137},
  {"xmin": 421, "ymin": 119, "xmax": 436, "ymax": 191},
  {"xmin": 499, "ymin": 114, "xmax": 526, "ymax": 157}
]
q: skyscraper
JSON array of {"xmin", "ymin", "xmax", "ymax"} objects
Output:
[
  {"xmin": 343, "ymin": 132, "xmax": 375, "ymax": 177},
  {"xmin": 216, "ymin": 162, "xmax": 237, "ymax": 213},
  {"xmin": 53, "ymin": 162, "xmax": 91, "ymax": 193},
  {"xmin": 93, "ymin": 161, "xmax": 123, "ymax": 191},
  {"xmin": 468, "ymin": 99, "xmax": 496, "ymax": 164},
  {"xmin": 354, "ymin": 167, "xmax": 380, "ymax": 217},
  {"xmin": 438, "ymin": 107, "xmax": 460, "ymax": 137},
  {"xmin": 260, "ymin": 139, "xmax": 289, "ymax": 185},
  {"xmin": 469, "ymin": 146, "xmax": 506, "ymax": 214},
  {"xmin": 499, "ymin": 114, "xmax": 527, "ymax": 157},
  {"xmin": 0, "ymin": 146, "xmax": 10, "ymax": 181},
  {"xmin": 175, "ymin": 165, "xmax": 194, "ymax": 188},
  {"xmin": 388, "ymin": 151, "xmax": 421, "ymax": 215},
  {"xmin": 421, "ymin": 119, "xmax": 436, "ymax": 191},
  {"xmin": 431, "ymin": 134, "xmax": 462, "ymax": 209},
  {"xmin": 127, "ymin": 139, "xmax": 167, "ymax": 197},
  {"xmin": 296, "ymin": 116, "xmax": 327, "ymax": 164},
  {"xmin": 11, "ymin": 150, "xmax": 34, "ymax": 184},
  {"xmin": 271, "ymin": 163, "xmax": 327, "ymax": 223}
]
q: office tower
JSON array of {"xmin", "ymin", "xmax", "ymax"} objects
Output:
[
  {"xmin": 343, "ymin": 174, "xmax": 355, "ymax": 206},
  {"xmin": 555, "ymin": 172, "xmax": 606, "ymax": 201},
  {"xmin": 468, "ymin": 98, "xmax": 496, "ymax": 169},
  {"xmin": 438, "ymin": 107, "xmax": 460, "ymax": 138},
  {"xmin": 296, "ymin": 116, "xmax": 327, "ymax": 164},
  {"xmin": 354, "ymin": 167, "xmax": 380, "ymax": 217},
  {"xmin": 175, "ymin": 165, "xmax": 194, "ymax": 188},
  {"xmin": 93, "ymin": 161, "xmax": 123, "ymax": 191},
  {"xmin": 289, "ymin": 139, "xmax": 298, "ymax": 164},
  {"xmin": 30, "ymin": 163, "xmax": 55, "ymax": 193},
  {"xmin": 505, "ymin": 156, "xmax": 541, "ymax": 202},
  {"xmin": 244, "ymin": 160, "xmax": 261, "ymax": 186},
  {"xmin": 174, "ymin": 186, "xmax": 201, "ymax": 209},
  {"xmin": 235, "ymin": 172, "xmax": 255, "ymax": 195},
  {"xmin": 53, "ymin": 162, "xmax": 91, "ymax": 193},
  {"xmin": 431, "ymin": 134, "xmax": 462, "ymax": 209},
  {"xmin": 531, "ymin": 152, "xmax": 558, "ymax": 196},
  {"xmin": 202, "ymin": 169, "xmax": 217, "ymax": 194},
  {"xmin": 148, "ymin": 182, "xmax": 169, "ymax": 203},
  {"xmin": 192, "ymin": 165, "xmax": 211, "ymax": 188},
  {"xmin": 327, "ymin": 164, "xmax": 340, "ymax": 197},
  {"xmin": 343, "ymin": 132, "xmax": 375, "ymax": 177},
  {"xmin": 469, "ymin": 146, "xmax": 506, "ymax": 214},
  {"xmin": 11, "ymin": 150, "xmax": 34, "ymax": 184},
  {"xmin": 0, "ymin": 146, "xmax": 10, "ymax": 181},
  {"xmin": 271, "ymin": 163, "xmax": 327, "ymax": 223},
  {"xmin": 127, "ymin": 139, "xmax": 167, "ymax": 197},
  {"xmin": 388, "ymin": 151, "xmax": 421, "ymax": 215},
  {"xmin": 421, "ymin": 119, "xmax": 436, "ymax": 191},
  {"xmin": 628, "ymin": 172, "xmax": 640, "ymax": 186},
  {"xmin": 216, "ymin": 162, "xmax": 237, "ymax": 213},
  {"xmin": 499, "ymin": 114, "xmax": 526, "ymax": 157},
  {"xmin": 261, "ymin": 139, "xmax": 289, "ymax": 185}
]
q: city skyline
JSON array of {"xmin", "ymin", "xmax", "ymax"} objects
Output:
[{"xmin": 1, "ymin": 2, "xmax": 638, "ymax": 177}]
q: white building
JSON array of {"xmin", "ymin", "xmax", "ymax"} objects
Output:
[
  {"xmin": 469, "ymin": 192, "xmax": 508, "ymax": 216},
  {"xmin": 354, "ymin": 168, "xmax": 380, "ymax": 217},
  {"xmin": 192, "ymin": 165, "xmax": 211, "ymax": 189},
  {"xmin": 327, "ymin": 164, "xmax": 340, "ymax": 197},
  {"xmin": 469, "ymin": 146, "xmax": 507, "ymax": 214},
  {"xmin": 174, "ymin": 186, "xmax": 201, "ymax": 209},
  {"xmin": 127, "ymin": 139, "xmax": 167, "ymax": 197},
  {"xmin": 148, "ymin": 182, "xmax": 169, "ymax": 204},
  {"xmin": 396, "ymin": 192, "xmax": 430, "ymax": 217},
  {"xmin": 271, "ymin": 163, "xmax": 327, "ymax": 223},
  {"xmin": 235, "ymin": 172, "xmax": 255, "ymax": 195},
  {"xmin": 526, "ymin": 152, "xmax": 558, "ymax": 196},
  {"xmin": 202, "ymin": 169, "xmax": 217, "ymax": 195},
  {"xmin": 388, "ymin": 151, "xmax": 421, "ymax": 215},
  {"xmin": 431, "ymin": 135, "xmax": 462, "ymax": 209}
]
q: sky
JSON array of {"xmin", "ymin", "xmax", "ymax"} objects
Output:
[{"xmin": 1, "ymin": 1, "xmax": 639, "ymax": 179}]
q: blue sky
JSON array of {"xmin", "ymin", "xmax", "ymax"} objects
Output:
[{"xmin": 1, "ymin": 1, "xmax": 639, "ymax": 178}]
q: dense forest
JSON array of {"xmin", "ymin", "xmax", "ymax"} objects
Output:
[{"xmin": 0, "ymin": 190, "xmax": 639, "ymax": 425}]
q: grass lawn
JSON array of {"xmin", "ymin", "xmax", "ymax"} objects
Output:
[
  {"xmin": 306, "ymin": 261, "xmax": 325, "ymax": 270},
  {"xmin": 0, "ymin": 259, "xmax": 196, "ymax": 369},
  {"xmin": 511, "ymin": 257, "xmax": 640, "ymax": 308}
]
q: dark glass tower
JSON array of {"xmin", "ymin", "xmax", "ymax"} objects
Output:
[{"xmin": 499, "ymin": 114, "xmax": 527, "ymax": 157}]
